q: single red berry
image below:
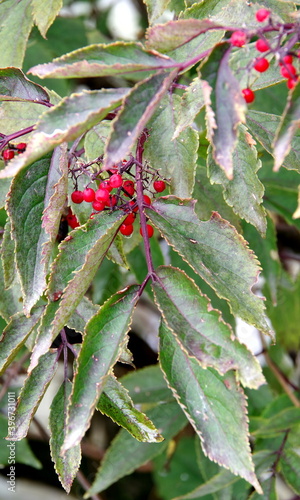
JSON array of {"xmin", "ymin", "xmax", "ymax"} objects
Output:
[
  {"xmin": 83, "ymin": 188, "xmax": 95, "ymax": 202},
  {"xmin": 123, "ymin": 180, "xmax": 135, "ymax": 197},
  {"xmin": 123, "ymin": 213, "xmax": 135, "ymax": 225},
  {"xmin": 16, "ymin": 142, "xmax": 26, "ymax": 151},
  {"xmin": 280, "ymin": 64, "xmax": 297, "ymax": 79},
  {"xmin": 242, "ymin": 88, "xmax": 255, "ymax": 104},
  {"xmin": 109, "ymin": 173, "xmax": 123, "ymax": 188},
  {"xmin": 255, "ymin": 38, "xmax": 270, "ymax": 53},
  {"xmin": 120, "ymin": 223, "xmax": 134, "ymax": 236},
  {"xmin": 99, "ymin": 180, "xmax": 113, "ymax": 192},
  {"xmin": 283, "ymin": 55, "xmax": 293, "ymax": 65},
  {"xmin": 92, "ymin": 200, "xmax": 106, "ymax": 212},
  {"xmin": 71, "ymin": 190, "xmax": 84, "ymax": 204},
  {"xmin": 287, "ymin": 78, "xmax": 298, "ymax": 89},
  {"xmin": 230, "ymin": 31, "xmax": 247, "ymax": 47},
  {"xmin": 95, "ymin": 188, "xmax": 110, "ymax": 203},
  {"xmin": 143, "ymin": 195, "xmax": 151, "ymax": 205},
  {"xmin": 253, "ymin": 58, "xmax": 269, "ymax": 72},
  {"xmin": 66, "ymin": 212, "xmax": 79, "ymax": 229},
  {"xmin": 153, "ymin": 180, "xmax": 166, "ymax": 193},
  {"xmin": 140, "ymin": 224, "xmax": 154, "ymax": 238},
  {"xmin": 2, "ymin": 149, "xmax": 15, "ymax": 160},
  {"xmin": 105, "ymin": 194, "xmax": 118, "ymax": 207},
  {"xmin": 255, "ymin": 8, "xmax": 270, "ymax": 22}
]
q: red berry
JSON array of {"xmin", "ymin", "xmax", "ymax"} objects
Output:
[
  {"xmin": 255, "ymin": 39, "xmax": 270, "ymax": 52},
  {"xmin": 230, "ymin": 31, "xmax": 247, "ymax": 47},
  {"xmin": 83, "ymin": 188, "xmax": 95, "ymax": 202},
  {"xmin": 287, "ymin": 78, "xmax": 298, "ymax": 89},
  {"xmin": 153, "ymin": 180, "xmax": 166, "ymax": 192},
  {"xmin": 140, "ymin": 224, "xmax": 154, "ymax": 238},
  {"xmin": 109, "ymin": 173, "xmax": 123, "ymax": 188},
  {"xmin": 16, "ymin": 142, "xmax": 26, "ymax": 151},
  {"xmin": 143, "ymin": 195, "xmax": 151, "ymax": 205},
  {"xmin": 66, "ymin": 211, "xmax": 80, "ymax": 229},
  {"xmin": 129, "ymin": 201, "xmax": 139, "ymax": 212},
  {"xmin": 105, "ymin": 194, "xmax": 118, "ymax": 208},
  {"xmin": 280, "ymin": 64, "xmax": 297, "ymax": 79},
  {"xmin": 120, "ymin": 223, "xmax": 133, "ymax": 236},
  {"xmin": 256, "ymin": 9, "xmax": 270, "ymax": 22},
  {"xmin": 253, "ymin": 58, "xmax": 269, "ymax": 72},
  {"xmin": 71, "ymin": 190, "xmax": 84, "ymax": 204},
  {"xmin": 95, "ymin": 188, "xmax": 110, "ymax": 203},
  {"xmin": 2, "ymin": 149, "xmax": 15, "ymax": 160},
  {"xmin": 242, "ymin": 88, "xmax": 255, "ymax": 104},
  {"xmin": 123, "ymin": 180, "xmax": 135, "ymax": 197},
  {"xmin": 92, "ymin": 200, "xmax": 106, "ymax": 212},
  {"xmin": 99, "ymin": 180, "xmax": 113, "ymax": 192},
  {"xmin": 123, "ymin": 213, "xmax": 135, "ymax": 225},
  {"xmin": 283, "ymin": 55, "xmax": 293, "ymax": 64}
]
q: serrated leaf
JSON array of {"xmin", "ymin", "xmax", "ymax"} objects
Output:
[
  {"xmin": 103, "ymin": 70, "xmax": 177, "ymax": 170},
  {"xmin": 207, "ymin": 126, "xmax": 267, "ymax": 235},
  {"xmin": 29, "ymin": 41, "xmax": 175, "ymax": 79},
  {"xmin": 8, "ymin": 350, "xmax": 58, "ymax": 440},
  {"xmin": 50, "ymin": 380, "xmax": 81, "ymax": 493},
  {"xmin": 6, "ymin": 152, "xmax": 66, "ymax": 314},
  {"xmin": 145, "ymin": 19, "xmax": 222, "ymax": 52},
  {"xmin": 0, "ymin": 89, "xmax": 129, "ymax": 178},
  {"xmin": 1, "ymin": 218, "xmax": 15, "ymax": 289},
  {"xmin": 144, "ymin": 94, "xmax": 198, "ymax": 198},
  {"xmin": 152, "ymin": 266, "xmax": 264, "ymax": 388},
  {"xmin": 97, "ymin": 375, "xmax": 164, "ymax": 442},
  {"xmin": 273, "ymin": 83, "xmax": 300, "ymax": 171},
  {"xmin": 173, "ymin": 77, "xmax": 204, "ymax": 138},
  {"xmin": 253, "ymin": 408, "xmax": 300, "ymax": 437},
  {"xmin": 0, "ymin": 0, "xmax": 33, "ymax": 68},
  {"xmin": 200, "ymin": 43, "xmax": 246, "ymax": 179},
  {"xmin": 63, "ymin": 285, "xmax": 139, "ymax": 451},
  {"xmin": 0, "ymin": 308, "xmax": 43, "ymax": 375},
  {"xmin": 248, "ymin": 476, "xmax": 277, "ymax": 500},
  {"xmin": 85, "ymin": 400, "xmax": 187, "ymax": 497},
  {"xmin": 159, "ymin": 320, "xmax": 262, "ymax": 494},
  {"xmin": 66, "ymin": 296, "xmax": 99, "ymax": 334},
  {"xmin": 0, "ymin": 67, "xmax": 50, "ymax": 103},
  {"xmin": 29, "ymin": 210, "xmax": 126, "ymax": 370},
  {"xmin": 146, "ymin": 198, "xmax": 273, "ymax": 337},
  {"xmin": 143, "ymin": 0, "xmax": 171, "ymax": 23},
  {"xmin": 247, "ymin": 110, "xmax": 300, "ymax": 173},
  {"xmin": 121, "ymin": 365, "xmax": 173, "ymax": 404},
  {"xmin": 31, "ymin": 0, "xmax": 62, "ymax": 38}
]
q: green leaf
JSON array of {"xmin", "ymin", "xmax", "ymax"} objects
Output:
[
  {"xmin": 66, "ymin": 296, "xmax": 99, "ymax": 334},
  {"xmin": 1, "ymin": 218, "xmax": 15, "ymax": 289},
  {"xmin": 173, "ymin": 469, "xmax": 237, "ymax": 499},
  {"xmin": 103, "ymin": 71, "xmax": 177, "ymax": 170},
  {"xmin": 0, "ymin": 101, "xmax": 43, "ymax": 140},
  {"xmin": 0, "ymin": 308, "xmax": 43, "ymax": 375},
  {"xmin": 146, "ymin": 198, "xmax": 273, "ymax": 337},
  {"xmin": 173, "ymin": 77, "xmax": 205, "ymax": 139},
  {"xmin": 145, "ymin": 19, "xmax": 222, "ymax": 52},
  {"xmin": 6, "ymin": 151, "xmax": 67, "ymax": 314},
  {"xmin": 8, "ymin": 350, "xmax": 58, "ymax": 440},
  {"xmin": 49, "ymin": 380, "xmax": 81, "ymax": 494},
  {"xmin": 144, "ymin": 94, "xmax": 199, "ymax": 198},
  {"xmin": 0, "ymin": 256, "xmax": 23, "ymax": 322},
  {"xmin": 152, "ymin": 266, "xmax": 264, "ymax": 388},
  {"xmin": 0, "ymin": 415, "xmax": 41, "ymax": 468},
  {"xmin": 143, "ymin": 0, "xmax": 171, "ymax": 24},
  {"xmin": 63, "ymin": 285, "xmax": 140, "ymax": 451},
  {"xmin": 85, "ymin": 401, "xmax": 187, "ymax": 497},
  {"xmin": 200, "ymin": 43, "xmax": 246, "ymax": 179},
  {"xmin": 247, "ymin": 110, "xmax": 300, "ymax": 173},
  {"xmin": 280, "ymin": 426, "xmax": 300, "ymax": 495},
  {"xmin": 0, "ymin": 89, "xmax": 129, "ymax": 179},
  {"xmin": 30, "ymin": 210, "xmax": 126, "ymax": 370},
  {"xmin": 84, "ymin": 121, "xmax": 111, "ymax": 162},
  {"xmin": 31, "ymin": 0, "xmax": 62, "ymax": 38},
  {"xmin": 159, "ymin": 321, "xmax": 261, "ymax": 493},
  {"xmin": 97, "ymin": 375, "xmax": 164, "ymax": 442},
  {"xmin": 273, "ymin": 83, "xmax": 300, "ymax": 171},
  {"xmin": 0, "ymin": 67, "xmax": 50, "ymax": 103},
  {"xmin": 253, "ymin": 408, "xmax": 300, "ymax": 438},
  {"xmin": 0, "ymin": 0, "xmax": 33, "ymax": 68},
  {"xmin": 207, "ymin": 126, "xmax": 267, "ymax": 235},
  {"xmin": 248, "ymin": 476, "xmax": 277, "ymax": 500},
  {"xmin": 29, "ymin": 42, "xmax": 175, "ymax": 79},
  {"xmin": 121, "ymin": 365, "xmax": 173, "ymax": 404}
]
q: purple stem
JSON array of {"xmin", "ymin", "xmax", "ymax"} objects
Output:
[{"xmin": 0, "ymin": 124, "xmax": 35, "ymax": 149}]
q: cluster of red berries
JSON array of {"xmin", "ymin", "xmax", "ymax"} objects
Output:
[
  {"xmin": 1, "ymin": 143, "xmax": 26, "ymax": 161},
  {"xmin": 69, "ymin": 168, "xmax": 166, "ymax": 238},
  {"xmin": 230, "ymin": 9, "xmax": 299, "ymax": 104}
]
